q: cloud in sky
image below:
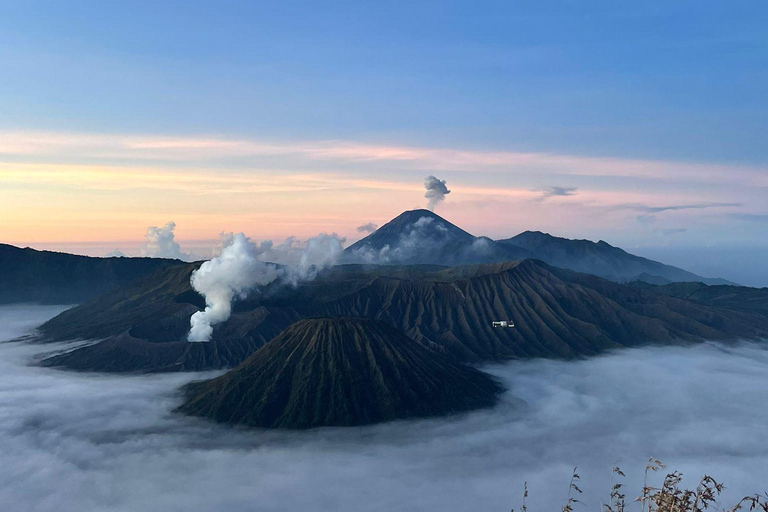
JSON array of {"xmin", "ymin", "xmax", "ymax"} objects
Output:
[
  {"xmin": 356, "ymin": 222, "xmax": 378, "ymax": 234},
  {"xmin": 533, "ymin": 185, "xmax": 578, "ymax": 201},
  {"xmin": 636, "ymin": 214, "xmax": 657, "ymax": 224},
  {"xmin": 2, "ymin": 131, "xmax": 766, "ymax": 186},
  {"xmin": 2, "ymin": 305, "xmax": 768, "ymax": 512},
  {"xmin": 658, "ymin": 228, "xmax": 687, "ymax": 235},
  {"xmin": 140, "ymin": 221, "xmax": 191, "ymax": 260},
  {"xmin": 731, "ymin": 213, "xmax": 768, "ymax": 222},
  {"xmin": 615, "ymin": 202, "xmax": 742, "ymax": 214}
]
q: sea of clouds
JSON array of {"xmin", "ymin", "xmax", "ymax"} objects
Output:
[{"xmin": 1, "ymin": 305, "xmax": 766, "ymax": 512}]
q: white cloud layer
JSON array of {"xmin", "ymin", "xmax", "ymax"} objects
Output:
[{"xmin": 2, "ymin": 305, "xmax": 767, "ymax": 512}]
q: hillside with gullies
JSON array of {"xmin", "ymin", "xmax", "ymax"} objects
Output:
[
  {"xmin": 38, "ymin": 258, "xmax": 768, "ymax": 373},
  {"xmin": 177, "ymin": 317, "xmax": 503, "ymax": 429}
]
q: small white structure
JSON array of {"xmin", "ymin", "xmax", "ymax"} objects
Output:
[{"xmin": 492, "ymin": 320, "xmax": 515, "ymax": 328}]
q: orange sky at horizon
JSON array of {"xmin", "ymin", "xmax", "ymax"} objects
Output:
[{"xmin": 2, "ymin": 130, "xmax": 764, "ymax": 257}]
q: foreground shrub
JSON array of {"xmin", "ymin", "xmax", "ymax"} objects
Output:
[{"xmin": 511, "ymin": 458, "xmax": 768, "ymax": 512}]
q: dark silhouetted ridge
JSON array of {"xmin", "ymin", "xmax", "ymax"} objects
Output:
[{"xmin": 0, "ymin": 243, "xmax": 185, "ymax": 304}]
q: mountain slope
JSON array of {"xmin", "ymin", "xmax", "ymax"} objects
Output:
[
  {"xmin": 177, "ymin": 317, "xmax": 502, "ymax": 429},
  {"xmin": 314, "ymin": 260, "xmax": 766, "ymax": 361},
  {"xmin": 37, "ymin": 259, "xmax": 768, "ymax": 372},
  {"xmin": 631, "ymin": 281, "xmax": 768, "ymax": 316},
  {"xmin": 497, "ymin": 231, "xmax": 735, "ymax": 285},
  {"xmin": 39, "ymin": 262, "xmax": 303, "ymax": 372},
  {"xmin": 0, "ymin": 243, "xmax": 185, "ymax": 304}
]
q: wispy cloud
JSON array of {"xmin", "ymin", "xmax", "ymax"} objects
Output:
[
  {"xmin": 615, "ymin": 202, "xmax": 742, "ymax": 214},
  {"xmin": 2, "ymin": 130, "xmax": 767, "ymax": 185},
  {"xmin": 356, "ymin": 222, "xmax": 378, "ymax": 234},
  {"xmin": 731, "ymin": 213, "xmax": 768, "ymax": 222},
  {"xmin": 636, "ymin": 214, "xmax": 657, "ymax": 224},
  {"xmin": 658, "ymin": 228, "xmax": 688, "ymax": 235},
  {"xmin": 533, "ymin": 185, "xmax": 578, "ymax": 201}
]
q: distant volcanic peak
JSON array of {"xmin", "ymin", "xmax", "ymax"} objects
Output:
[
  {"xmin": 342, "ymin": 209, "xmax": 480, "ymax": 265},
  {"xmin": 364, "ymin": 209, "xmax": 474, "ymax": 241},
  {"xmin": 178, "ymin": 317, "xmax": 502, "ymax": 429}
]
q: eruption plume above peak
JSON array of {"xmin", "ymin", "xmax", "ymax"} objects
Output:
[{"xmin": 424, "ymin": 175, "xmax": 450, "ymax": 210}]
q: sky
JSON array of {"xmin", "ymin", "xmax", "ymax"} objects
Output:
[
  {"xmin": 3, "ymin": 305, "xmax": 768, "ymax": 512},
  {"xmin": 1, "ymin": 1, "xmax": 767, "ymax": 283}
]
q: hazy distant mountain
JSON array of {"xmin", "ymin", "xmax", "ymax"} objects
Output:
[
  {"xmin": 630, "ymin": 280, "xmax": 768, "ymax": 316},
  {"xmin": 177, "ymin": 317, "xmax": 502, "ymax": 429},
  {"xmin": 497, "ymin": 231, "xmax": 735, "ymax": 285},
  {"xmin": 0, "ymin": 243, "xmax": 185, "ymax": 304},
  {"xmin": 39, "ymin": 259, "xmax": 768, "ymax": 373},
  {"xmin": 342, "ymin": 210, "xmax": 735, "ymax": 286},
  {"xmin": 1, "ymin": 210, "xmax": 734, "ymax": 307}
]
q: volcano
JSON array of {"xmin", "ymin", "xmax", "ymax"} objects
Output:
[
  {"xmin": 342, "ymin": 209, "xmax": 532, "ymax": 266},
  {"xmin": 177, "ymin": 317, "xmax": 503, "ymax": 429},
  {"xmin": 342, "ymin": 210, "xmax": 733, "ymax": 285}
]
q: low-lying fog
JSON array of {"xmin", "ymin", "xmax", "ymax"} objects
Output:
[{"xmin": 1, "ymin": 305, "xmax": 766, "ymax": 512}]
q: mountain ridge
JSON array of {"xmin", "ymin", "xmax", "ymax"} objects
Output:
[
  {"xmin": 342, "ymin": 210, "xmax": 736, "ymax": 286},
  {"xmin": 0, "ymin": 243, "xmax": 186, "ymax": 304},
  {"xmin": 37, "ymin": 257, "xmax": 768, "ymax": 373},
  {"xmin": 498, "ymin": 230, "xmax": 735, "ymax": 285},
  {"xmin": 0, "ymin": 209, "xmax": 737, "ymax": 307}
]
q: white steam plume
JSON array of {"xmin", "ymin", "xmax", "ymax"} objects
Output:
[
  {"xmin": 424, "ymin": 175, "xmax": 450, "ymax": 210},
  {"xmin": 288, "ymin": 232, "xmax": 345, "ymax": 285},
  {"xmin": 188, "ymin": 232, "xmax": 345, "ymax": 342},
  {"xmin": 140, "ymin": 221, "xmax": 191, "ymax": 260},
  {"xmin": 188, "ymin": 234, "xmax": 280, "ymax": 342}
]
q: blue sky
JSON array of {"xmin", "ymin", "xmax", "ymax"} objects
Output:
[
  {"xmin": 3, "ymin": 0, "xmax": 766, "ymax": 161},
  {"xmin": 1, "ymin": 1, "xmax": 767, "ymax": 285}
]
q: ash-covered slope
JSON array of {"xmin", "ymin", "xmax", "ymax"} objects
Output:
[
  {"xmin": 316, "ymin": 260, "xmax": 767, "ymax": 361},
  {"xmin": 177, "ymin": 317, "xmax": 502, "ymax": 429},
  {"xmin": 0, "ymin": 243, "xmax": 185, "ymax": 304},
  {"xmin": 38, "ymin": 259, "xmax": 768, "ymax": 373}
]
